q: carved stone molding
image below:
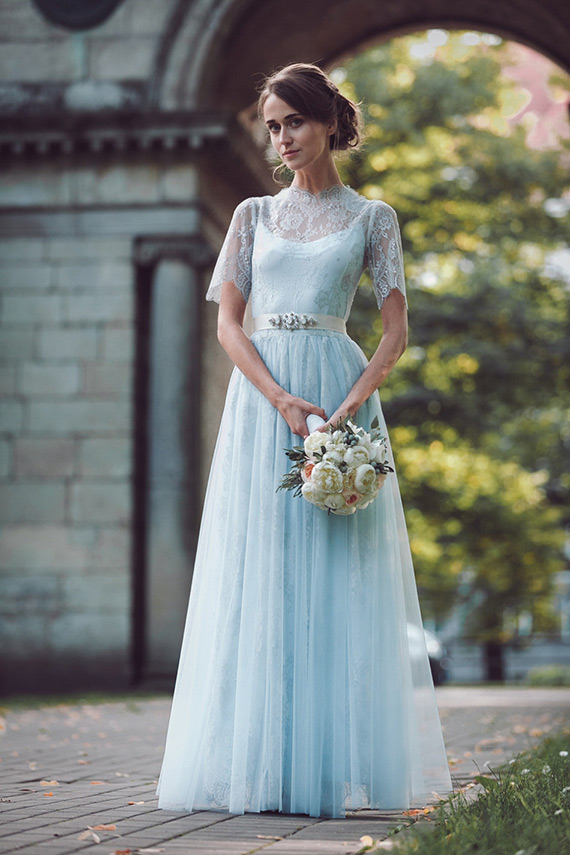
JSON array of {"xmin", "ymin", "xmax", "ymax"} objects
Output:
[
  {"xmin": 134, "ymin": 235, "xmax": 217, "ymax": 269},
  {"xmin": 0, "ymin": 110, "xmax": 231, "ymax": 161}
]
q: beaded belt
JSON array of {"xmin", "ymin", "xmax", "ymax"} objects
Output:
[{"xmin": 252, "ymin": 312, "xmax": 347, "ymax": 333}]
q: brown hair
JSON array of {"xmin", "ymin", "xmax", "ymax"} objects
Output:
[{"xmin": 258, "ymin": 62, "xmax": 361, "ymax": 151}]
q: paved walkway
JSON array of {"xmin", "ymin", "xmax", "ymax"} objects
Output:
[{"xmin": 1, "ymin": 687, "xmax": 569, "ymax": 855}]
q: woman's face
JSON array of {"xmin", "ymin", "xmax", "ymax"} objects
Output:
[{"xmin": 263, "ymin": 94, "xmax": 335, "ymax": 173}]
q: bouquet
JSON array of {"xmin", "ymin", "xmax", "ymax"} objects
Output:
[{"xmin": 278, "ymin": 414, "xmax": 393, "ymax": 515}]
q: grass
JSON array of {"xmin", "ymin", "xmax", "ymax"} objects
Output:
[{"xmin": 358, "ymin": 730, "xmax": 570, "ymax": 854}]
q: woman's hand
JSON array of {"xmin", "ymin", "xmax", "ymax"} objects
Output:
[{"xmin": 276, "ymin": 393, "xmax": 327, "ymax": 438}]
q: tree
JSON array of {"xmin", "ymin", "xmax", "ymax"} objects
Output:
[{"xmin": 337, "ymin": 32, "xmax": 570, "ymax": 679}]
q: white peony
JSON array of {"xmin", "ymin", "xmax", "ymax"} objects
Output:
[
  {"xmin": 354, "ymin": 463, "xmax": 378, "ymax": 494},
  {"xmin": 324, "ymin": 493, "xmax": 347, "ymax": 510},
  {"xmin": 323, "ymin": 450, "xmax": 344, "ymax": 464},
  {"xmin": 311, "ymin": 460, "xmax": 344, "ymax": 494},
  {"xmin": 304, "ymin": 430, "xmax": 327, "ymax": 458},
  {"xmin": 344, "ymin": 445, "xmax": 370, "ymax": 467},
  {"xmin": 373, "ymin": 441, "xmax": 387, "ymax": 464},
  {"xmin": 301, "ymin": 481, "xmax": 327, "ymax": 506}
]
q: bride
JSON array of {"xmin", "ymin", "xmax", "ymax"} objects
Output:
[{"xmin": 156, "ymin": 62, "xmax": 451, "ymax": 818}]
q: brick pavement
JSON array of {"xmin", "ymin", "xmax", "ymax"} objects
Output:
[{"xmin": 1, "ymin": 687, "xmax": 569, "ymax": 855}]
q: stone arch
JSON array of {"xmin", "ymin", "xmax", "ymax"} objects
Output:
[{"xmin": 154, "ymin": 0, "xmax": 570, "ymax": 113}]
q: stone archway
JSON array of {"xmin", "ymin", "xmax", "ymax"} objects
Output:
[{"xmin": 156, "ymin": 0, "xmax": 570, "ymax": 114}]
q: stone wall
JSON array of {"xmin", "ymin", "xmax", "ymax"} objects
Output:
[
  {"xmin": 0, "ymin": 231, "xmax": 134, "ymax": 691},
  {"xmin": 0, "ymin": 150, "xmax": 238, "ymax": 692}
]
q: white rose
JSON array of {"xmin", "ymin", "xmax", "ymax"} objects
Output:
[
  {"xmin": 304, "ymin": 431, "xmax": 327, "ymax": 458},
  {"xmin": 354, "ymin": 463, "xmax": 378, "ymax": 494},
  {"xmin": 301, "ymin": 481, "xmax": 327, "ymax": 507},
  {"xmin": 311, "ymin": 461, "xmax": 344, "ymax": 493},
  {"xmin": 324, "ymin": 493, "xmax": 347, "ymax": 510},
  {"xmin": 323, "ymin": 450, "xmax": 344, "ymax": 464},
  {"xmin": 344, "ymin": 446, "xmax": 370, "ymax": 467}
]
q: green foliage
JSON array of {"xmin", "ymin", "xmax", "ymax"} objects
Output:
[
  {"xmin": 526, "ymin": 666, "xmax": 570, "ymax": 687},
  {"xmin": 361, "ymin": 730, "xmax": 570, "ymax": 854},
  {"xmin": 338, "ymin": 32, "xmax": 570, "ymax": 645}
]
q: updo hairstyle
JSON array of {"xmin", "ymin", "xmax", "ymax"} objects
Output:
[{"xmin": 257, "ymin": 62, "xmax": 361, "ymax": 151}]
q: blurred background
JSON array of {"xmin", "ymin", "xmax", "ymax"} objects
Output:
[{"xmin": 0, "ymin": 0, "xmax": 569, "ymax": 695}]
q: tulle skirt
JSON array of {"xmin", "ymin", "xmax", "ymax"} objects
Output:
[{"xmin": 156, "ymin": 328, "xmax": 451, "ymax": 817}]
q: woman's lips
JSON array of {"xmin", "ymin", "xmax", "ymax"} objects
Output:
[{"xmin": 283, "ymin": 150, "xmax": 299, "ymax": 158}]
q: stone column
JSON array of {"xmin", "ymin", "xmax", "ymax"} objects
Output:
[{"xmin": 135, "ymin": 236, "xmax": 215, "ymax": 681}]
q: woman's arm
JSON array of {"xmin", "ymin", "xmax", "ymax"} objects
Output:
[
  {"xmin": 217, "ymin": 281, "xmax": 327, "ymax": 437},
  {"xmin": 321, "ymin": 288, "xmax": 408, "ymax": 429}
]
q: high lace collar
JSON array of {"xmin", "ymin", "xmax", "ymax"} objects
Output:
[{"xmin": 286, "ymin": 184, "xmax": 351, "ymax": 201}]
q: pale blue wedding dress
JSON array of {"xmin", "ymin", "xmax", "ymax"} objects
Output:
[{"xmin": 156, "ymin": 185, "xmax": 451, "ymax": 818}]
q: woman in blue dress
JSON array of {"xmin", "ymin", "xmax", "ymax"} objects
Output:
[{"xmin": 157, "ymin": 63, "xmax": 451, "ymax": 818}]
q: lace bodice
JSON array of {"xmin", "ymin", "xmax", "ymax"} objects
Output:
[{"xmin": 206, "ymin": 185, "xmax": 407, "ymax": 320}]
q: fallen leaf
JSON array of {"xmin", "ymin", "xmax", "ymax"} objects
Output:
[
  {"xmin": 28, "ymin": 761, "xmax": 37, "ymax": 770},
  {"xmin": 78, "ymin": 829, "xmax": 101, "ymax": 843},
  {"xmin": 256, "ymin": 835, "xmax": 283, "ymax": 840},
  {"xmin": 127, "ymin": 801, "xmax": 144, "ymax": 805},
  {"xmin": 92, "ymin": 824, "xmax": 116, "ymax": 831},
  {"xmin": 112, "ymin": 850, "xmax": 132, "ymax": 854},
  {"xmin": 43, "ymin": 792, "xmax": 54, "ymax": 797},
  {"xmin": 40, "ymin": 780, "xmax": 59, "ymax": 787},
  {"xmin": 90, "ymin": 780, "xmax": 106, "ymax": 785},
  {"xmin": 115, "ymin": 772, "xmax": 129, "ymax": 777},
  {"xmin": 78, "ymin": 759, "xmax": 90, "ymax": 765},
  {"xmin": 360, "ymin": 836, "xmax": 375, "ymax": 847}
]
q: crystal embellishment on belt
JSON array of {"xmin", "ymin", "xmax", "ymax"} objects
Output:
[{"xmin": 268, "ymin": 312, "xmax": 317, "ymax": 330}]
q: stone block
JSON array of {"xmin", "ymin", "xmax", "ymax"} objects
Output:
[
  {"xmin": 80, "ymin": 437, "xmax": 131, "ymax": 477},
  {"xmin": 94, "ymin": 163, "xmax": 161, "ymax": 204},
  {"xmin": 46, "ymin": 237, "xmax": 131, "ymax": 261},
  {"xmin": 0, "ymin": 0, "xmax": 64, "ymax": 40},
  {"xmin": 0, "ymin": 364, "xmax": 16, "ymax": 394},
  {"xmin": 0, "ymin": 264, "xmax": 51, "ymax": 291},
  {"xmin": 0, "ymin": 166, "xmax": 73, "ymax": 206},
  {"xmin": 48, "ymin": 611, "xmax": 130, "ymax": 656},
  {"xmin": 19, "ymin": 361, "xmax": 80, "ymax": 396},
  {"xmin": 0, "ymin": 525, "xmax": 88, "ymax": 570},
  {"xmin": 1, "ymin": 293, "xmax": 61, "ymax": 325},
  {"xmin": 0, "ymin": 399, "xmax": 24, "ymax": 431},
  {"xmin": 0, "ymin": 42, "xmax": 78, "ymax": 83},
  {"xmin": 61, "ymin": 571, "xmax": 130, "ymax": 613},
  {"xmin": 63, "ymin": 290, "xmax": 133, "ymax": 323},
  {"xmin": 0, "ymin": 614, "xmax": 49, "ymax": 656},
  {"xmin": 70, "ymin": 482, "xmax": 131, "ymax": 524},
  {"xmin": 0, "ymin": 240, "xmax": 44, "ymax": 263},
  {"xmin": 0, "ymin": 573, "xmax": 62, "ymax": 617},
  {"xmin": 38, "ymin": 327, "xmax": 99, "ymax": 360},
  {"xmin": 160, "ymin": 165, "xmax": 199, "ymax": 202},
  {"xmin": 100, "ymin": 327, "xmax": 134, "ymax": 361},
  {"xmin": 0, "ymin": 482, "xmax": 66, "ymax": 523},
  {"xmin": 28, "ymin": 399, "xmax": 130, "ymax": 433},
  {"xmin": 0, "ymin": 328, "xmax": 35, "ymax": 360},
  {"xmin": 89, "ymin": 38, "xmax": 155, "ymax": 82},
  {"xmin": 89, "ymin": 525, "xmax": 130, "ymax": 567},
  {"xmin": 56, "ymin": 260, "xmax": 133, "ymax": 291},
  {"xmin": 81, "ymin": 362, "xmax": 132, "ymax": 398},
  {"xmin": 14, "ymin": 438, "xmax": 75, "ymax": 478},
  {"xmin": 130, "ymin": 0, "xmax": 173, "ymax": 35}
]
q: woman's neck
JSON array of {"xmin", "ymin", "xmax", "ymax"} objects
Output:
[{"xmin": 291, "ymin": 162, "xmax": 343, "ymax": 196}]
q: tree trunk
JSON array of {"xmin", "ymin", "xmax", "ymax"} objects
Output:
[{"xmin": 483, "ymin": 640, "xmax": 505, "ymax": 682}]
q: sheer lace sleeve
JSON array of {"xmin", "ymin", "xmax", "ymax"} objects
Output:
[
  {"xmin": 205, "ymin": 198, "xmax": 258, "ymax": 303},
  {"xmin": 365, "ymin": 201, "xmax": 407, "ymax": 309}
]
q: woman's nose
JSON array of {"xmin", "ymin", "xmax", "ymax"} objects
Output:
[{"xmin": 279, "ymin": 125, "xmax": 292, "ymax": 144}]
